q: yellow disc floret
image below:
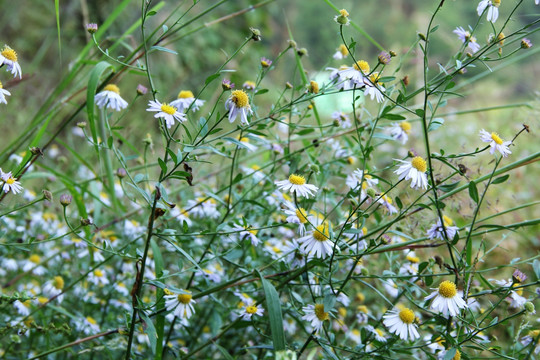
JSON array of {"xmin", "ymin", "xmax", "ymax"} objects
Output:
[
  {"xmin": 493, "ymin": 0, "xmax": 501, "ymax": 7},
  {"xmin": 161, "ymin": 103, "xmax": 177, "ymax": 115},
  {"xmin": 0, "ymin": 81, "xmax": 3, "ymax": 89},
  {"xmin": 53, "ymin": 276, "xmax": 65, "ymax": 290},
  {"xmin": 29, "ymin": 254, "xmax": 41, "ymax": 264},
  {"xmin": 453, "ymin": 350, "xmax": 461, "ymax": 360},
  {"xmin": 411, "ymin": 156, "xmax": 427, "ymax": 173},
  {"xmin": 353, "ymin": 60, "xmax": 370, "ymax": 74},
  {"xmin": 491, "ymin": 132, "xmax": 504, "ymax": 145},
  {"xmin": 443, "ymin": 215, "xmax": 454, "ymax": 226},
  {"xmin": 339, "ymin": 44, "xmax": 349, "ymax": 56},
  {"xmin": 178, "ymin": 293, "xmax": 192, "ymax": 304},
  {"xmin": 398, "ymin": 308, "xmax": 415, "ymax": 324},
  {"xmin": 178, "ymin": 90, "xmax": 194, "ymax": 99},
  {"xmin": 313, "ymin": 224, "xmax": 330, "ymax": 242},
  {"xmin": 94, "ymin": 269, "xmax": 104, "ymax": 277},
  {"xmin": 231, "ymin": 90, "xmax": 249, "ymax": 108},
  {"xmin": 296, "ymin": 208, "xmax": 308, "ymax": 223},
  {"xmin": 86, "ymin": 316, "xmax": 97, "ymax": 325},
  {"xmin": 288, "ymin": 174, "xmax": 306, "ymax": 185},
  {"xmin": 104, "ymin": 84, "xmax": 120, "ymax": 94},
  {"xmin": 400, "ymin": 121, "xmax": 412, "ymax": 133},
  {"xmin": 246, "ymin": 305, "xmax": 258, "ymax": 314},
  {"xmin": 438, "ymin": 280, "xmax": 457, "ymax": 298},
  {"xmin": 6, "ymin": 177, "xmax": 14, "ymax": 185},
  {"xmin": 314, "ymin": 304, "xmax": 329, "ymax": 321},
  {"xmin": 339, "ymin": 9, "xmax": 349, "ymax": 17},
  {"xmin": 1, "ymin": 46, "xmax": 17, "ymax": 62}
]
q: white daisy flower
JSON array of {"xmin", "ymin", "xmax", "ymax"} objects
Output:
[
  {"xmin": 382, "ymin": 279, "xmax": 399, "ymax": 298},
  {"xmin": 234, "ymin": 291, "xmax": 255, "ymax": 306},
  {"xmin": 298, "ymin": 222, "xmax": 338, "ymax": 259},
  {"xmin": 479, "ymin": 129, "xmax": 512, "ymax": 157},
  {"xmin": 348, "ymin": 329, "xmax": 362, "ymax": 344},
  {"xmin": 333, "ymin": 44, "xmax": 349, "ymax": 60},
  {"xmin": 225, "ymin": 90, "xmax": 253, "ymax": 125},
  {"xmin": 1, "ymin": 170, "xmax": 23, "ymax": 194},
  {"xmin": 453, "ymin": 26, "xmax": 481, "ymax": 53},
  {"xmin": 88, "ymin": 269, "xmax": 109, "ymax": 286},
  {"xmin": 0, "ymin": 45, "xmax": 22, "ymax": 79},
  {"xmin": 346, "ymin": 169, "xmax": 378, "ymax": 190},
  {"xmin": 363, "ymin": 73, "xmax": 385, "ymax": 103},
  {"xmin": 240, "ymin": 303, "xmax": 264, "ymax": 320},
  {"xmin": 520, "ymin": 330, "xmax": 540, "ymax": 355},
  {"xmin": 230, "ymin": 224, "xmax": 260, "ymax": 246},
  {"xmin": 274, "ymin": 174, "xmax": 319, "ymax": 198},
  {"xmin": 164, "ymin": 289, "xmax": 196, "ymax": 319},
  {"xmin": 394, "ymin": 156, "xmax": 429, "ymax": 190},
  {"xmin": 424, "ymin": 280, "xmax": 468, "ymax": 317},
  {"xmin": 426, "ymin": 215, "xmax": 459, "ymax": 241},
  {"xmin": 378, "ymin": 194, "xmax": 398, "ymax": 214},
  {"xmin": 302, "ymin": 303, "xmax": 330, "ymax": 333},
  {"xmin": 389, "ymin": 121, "xmax": 412, "ymax": 144},
  {"xmin": 337, "ymin": 60, "xmax": 370, "ymax": 89},
  {"xmin": 366, "ymin": 325, "xmax": 387, "ymax": 343},
  {"xmin": 42, "ymin": 276, "xmax": 65, "ymax": 303},
  {"xmin": 79, "ymin": 316, "xmax": 100, "ymax": 335},
  {"xmin": 0, "ymin": 81, "xmax": 11, "ymax": 104},
  {"xmin": 94, "ymin": 84, "xmax": 128, "ymax": 111},
  {"xmin": 195, "ymin": 262, "xmax": 224, "ymax": 283},
  {"xmin": 14, "ymin": 300, "xmax": 31, "ymax": 316},
  {"xmin": 331, "ymin": 111, "xmax": 352, "ymax": 128},
  {"xmin": 21, "ymin": 254, "xmax": 46, "ymax": 275},
  {"xmin": 147, "ymin": 100, "xmax": 187, "ymax": 129},
  {"xmin": 282, "ymin": 201, "xmax": 311, "ymax": 236},
  {"xmin": 170, "ymin": 90, "xmax": 205, "ymax": 112},
  {"xmin": 383, "ymin": 307, "xmax": 420, "ymax": 341},
  {"xmin": 477, "ymin": 0, "xmax": 500, "ymax": 23}
]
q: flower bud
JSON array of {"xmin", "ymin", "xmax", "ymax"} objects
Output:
[
  {"xmin": 310, "ymin": 164, "xmax": 320, "ymax": 173},
  {"xmin": 521, "ymin": 38, "xmax": 532, "ymax": 49},
  {"xmin": 86, "ymin": 23, "xmax": 98, "ymax": 34},
  {"xmin": 136, "ymin": 84, "xmax": 148, "ymax": 95},
  {"xmin": 378, "ymin": 51, "xmax": 391, "ymax": 65},
  {"xmin": 250, "ymin": 27, "xmax": 261, "ymax": 41},
  {"xmin": 525, "ymin": 302, "xmax": 536, "ymax": 314},
  {"xmin": 43, "ymin": 190, "xmax": 53, "ymax": 202},
  {"xmin": 30, "ymin": 147, "xmax": 43, "ymax": 156},
  {"xmin": 60, "ymin": 194, "xmax": 72, "ymax": 207},
  {"xmin": 389, "ymin": 50, "xmax": 397, "ymax": 57},
  {"xmin": 418, "ymin": 33, "xmax": 427, "ymax": 41},
  {"xmin": 221, "ymin": 79, "xmax": 234, "ymax": 91},
  {"xmin": 80, "ymin": 218, "xmax": 93, "ymax": 226},
  {"xmin": 308, "ymin": 80, "xmax": 319, "ymax": 94},
  {"xmin": 117, "ymin": 168, "xmax": 127, "ymax": 178},
  {"xmin": 366, "ymin": 188, "xmax": 376, "ymax": 198},
  {"xmin": 77, "ymin": 122, "xmax": 87, "ymax": 128},
  {"xmin": 285, "ymin": 82, "xmax": 293, "ymax": 89},
  {"xmin": 297, "ymin": 48, "xmax": 308, "ymax": 57},
  {"xmin": 261, "ymin": 57, "xmax": 272, "ymax": 68}
]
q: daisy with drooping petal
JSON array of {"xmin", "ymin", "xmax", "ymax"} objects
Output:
[
  {"xmin": 302, "ymin": 303, "xmax": 330, "ymax": 332},
  {"xmin": 240, "ymin": 303, "xmax": 264, "ymax": 320},
  {"xmin": 42, "ymin": 276, "xmax": 65, "ymax": 303},
  {"xmin": 225, "ymin": 90, "xmax": 253, "ymax": 125},
  {"xmin": 337, "ymin": 60, "xmax": 369, "ymax": 89},
  {"xmin": 1, "ymin": 170, "xmax": 23, "ymax": 194},
  {"xmin": 88, "ymin": 269, "xmax": 109, "ymax": 286},
  {"xmin": 274, "ymin": 174, "xmax": 318, "ymax": 198},
  {"xmin": 164, "ymin": 289, "xmax": 196, "ymax": 320},
  {"xmin": 389, "ymin": 121, "xmax": 412, "ymax": 144},
  {"xmin": 79, "ymin": 316, "xmax": 100, "ymax": 335},
  {"xmin": 426, "ymin": 215, "xmax": 459, "ymax": 240},
  {"xmin": 479, "ymin": 129, "xmax": 512, "ymax": 157},
  {"xmin": 477, "ymin": 0, "xmax": 500, "ymax": 23},
  {"xmin": 333, "ymin": 44, "xmax": 349, "ymax": 60},
  {"xmin": 331, "ymin": 110, "xmax": 352, "ymax": 128},
  {"xmin": 282, "ymin": 201, "xmax": 311, "ymax": 236},
  {"xmin": 0, "ymin": 81, "xmax": 11, "ymax": 104},
  {"xmin": 298, "ymin": 221, "xmax": 338, "ymax": 259},
  {"xmin": 363, "ymin": 73, "xmax": 385, "ymax": 103},
  {"xmin": 394, "ymin": 156, "xmax": 429, "ymax": 190},
  {"xmin": 383, "ymin": 307, "xmax": 420, "ymax": 341},
  {"xmin": 378, "ymin": 194, "xmax": 398, "ymax": 214},
  {"xmin": 229, "ymin": 224, "xmax": 260, "ymax": 246},
  {"xmin": 453, "ymin": 27, "xmax": 481, "ymax": 53},
  {"xmin": 94, "ymin": 84, "xmax": 128, "ymax": 112},
  {"xmin": 0, "ymin": 45, "xmax": 22, "ymax": 78},
  {"xmin": 147, "ymin": 100, "xmax": 186, "ymax": 129},
  {"xmin": 366, "ymin": 325, "xmax": 387, "ymax": 343},
  {"xmin": 170, "ymin": 90, "xmax": 205, "ymax": 112},
  {"xmin": 425, "ymin": 280, "xmax": 468, "ymax": 317}
]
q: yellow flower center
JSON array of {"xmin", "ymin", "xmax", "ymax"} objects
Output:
[
  {"xmin": 400, "ymin": 121, "xmax": 412, "ymax": 133},
  {"xmin": 178, "ymin": 293, "xmax": 192, "ymax": 304},
  {"xmin": 1, "ymin": 46, "xmax": 17, "ymax": 62},
  {"xmin": 161, "ymin": 103, "xmax": 177, "ymax": 115},
  {"xmin": 443, "ymin": 215, "xmax": 454, "ymax": 226},
  {"xmin": 491, "ymin": 132, "xmax": 504, "ymax": 145},
  {"xmin": 38, "ymin": 296, "xmax": 48, "ymax": 304},
  {"xmin": 243, "ymin": 81, "xmax": 256, "ymax": 89},
  {"xmin": 339, "ymin": 44, "xmax": 349, "ymax": 56},
  {"xmin": 453, "ymin": 350, "xmax": 461, "ymax": 360},
  {"xmin": 29, "ymin": 254, "xmax": 41, "ymax": 264},
  {"xmin": 406, "ymin": 254, "xmax": 420, "ymax": 263},
  {"xmin": 53, "ymin": 276, "xmax": 65, "ymax": 290},
  {"xmin": 240, "ymin": 137, "xmax": 249, "ymax": 143},
  {"xmin": 314, "ymin": 304, "xmax": 329, "ymax": 321},
  {"xmin": 309, "ymin": 80, "xmax": 319, "ymax": 94},
  {"xmin": 0, "ymin": 81, "xmax": 3, "ymax": 89},
  {"xmin": 313, "ymin": 224, "xmax": 330, "ymax": 242},
  {"xmin": 246, "ymin": 305, "xmax": 258, "ymax": 314},
  {"xmin": 382, "ymin": 195, "xmax": 393, "ymax": 204},
  {"xmin": 295, "ymin": 208, "xmax": 308, "ymax": 223},
  {"xmin": 178, "ymin": 90, "xmax": 194, "ymax": 99},
  {"xmin": 288, "ymin": 174, "xmax": 306, "ymax": 185},
  {"xmin": 369, "ymin": 72, "xmax": 381, "ymax": 84},
  {"xmin": 529, "ymin": 330, "xmax": 540, "ymax": 337},
  {"xmin": 411, "ymin": 156, "xmax": 427, "ymax": 173},
  {"xmin": 362, "ymin": 227, "xmax": 368, "ymax": 236},
  {"xmin": 438, "ymin": 280, "xmax": 457, "ymax": 298},
  {"xmin": 493, "ymin": 0, "xmax": 501, "ymax": 7},
  {"xmin": 86, "ymin": 316, "xmax": 97, "ymax": 325},
  {"xmin": 398, "ymin": 308, "xmax": 415, "ymax": 324},
  {"xmin": 231, "ymin": 90, "xmax": 249, "ymax": 108},
  {"xmin": 94, "ymin": 269, "xmax": 104, "ymax": 277},
  {"xmin": 353, "ymin": 60, "xmax": 370, "ymax": 74},
  {"xmin": 6, "ymin": 177, "xmax": 14, "ymax": 185},
  {"xmin": 339, "ymin": 9, "xmax": 349, "ymax": 17},
  {"xmin": 104, "ymin": 84, "xmax": 120, "ymax": 94}
]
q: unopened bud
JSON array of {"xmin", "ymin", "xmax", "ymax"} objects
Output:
[
  {"xmin": 418, "ymin": 33, "xmax": 426, "ymax": 41},
  {"xmin": 250, "ymin": 27, "xmax": 261, "ymax": 41},
  {"xmin": 30, "ymin": 147, "xmax": 43, "ymax": 156},
  {"xmin": 521, "ymin": 38, "xmax": 532, "ymax": 49},
  {"xmin": 80, "ymin": 218, "xmax": 93, "ymax": 226},
  {"xmin": 525, "ymin": 302, "xmax": 536, "ymax": 314},
  {"xmin": 297, "ymin": 48, "xmax": 308, "ymax": 57},
  {"xmin": 43, "ymin": 190, "xmax": 53, "ymax": 202},
  {"xmin": 77, "ymin": 122, "xmax": 87, "ymax": 128},
  {"xmin": 389, "ymin": 50, "xmax": 397, "ymax": 57},
  {"xmin": 308, "ymin": 80, "xmax": 319, "ymax": 94},
  {"xmin": 86, "ymin": 23, "xmax": 98, "ymax": 34},
  {"xmin": 136, "ymin": 84, "xmax": 148, "ymax": 95},
  {"xmin": 60, "ymin": 194, "xmax": 72, "ymax": 206},
  {"xmin": 221, "ymin": 79, "xmax": 234, "ymax": 91},
  {"xmin": 261, "ymin": 57, "xmax": 272, "ymax": 68},
  {"xmin": 378, "ymin": 51, "xmax": 391, "ymax": 65},
  {"xmin": 366, "ymin": 188, "xmax": 376, "ymax": 198},
  {"xmin": 287, "ymin": 39, "xmax": 297, "ymax": 49},
  {"xmin": 285, "ymin": 82, "xmax": 293, "ymax": 89},
  {"xmin": 310, "ymin": 164, "xmax": 320, "ymax": 173},
  {"xmin": 117, "ymin": 168, "xmax": 127, "ymax": 178}
]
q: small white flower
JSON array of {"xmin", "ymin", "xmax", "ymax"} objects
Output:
[
  {"xmin": 147, "ymin": 100, "xmax": 187, "ymax": 129},
  {"xmin": 0, "ymin": 45, "xmax": 22, "ymax": 79},
  {"xmin": 479, "ymin": 129, "xmax": 512, "ymax": 157},
  {"xmin": 170, "ymin": 90, "xmax": 205, "ymax": 112},
  {"xmin": 234, "ymin": 291, "xmax": 255, "ymax": 306},
  {"xmin": 333, "ymin": 44, "xmax": 349, "ymax": 60},
  {"xmin": 195, "ymin": 262, "xmax": 224, "ymax": 283},
  {"xmin": 240, "ymin": 303, "xmax": 264, "ymax": 320},
  {"xmin": 297, "ymin": 222, "xmax": 338, "ymax": 259},
  {"xmin": 426, "ymin": 215, "xmax": 459, "ymax": 240},
  {"xmin": 394, "ymin": 157, "xmax": 429, "ymax": 190},
  {"xmin": 477, "ymin": 0, "xmax": 500, "ymax": 23},
  {"xmin": 302, "ymin": 303, "xmax": 330, "ymax": 333},
  {"xmin": 388, "ymin": 121, "xmax": 412, "ymax": 144},
  {"xmin": 42, "ymin": 276, "xmax": 65, "ymax": 303},
  {"xmin": 230, "ymin": 224, "xmax": 260, "ymax": 246},
  {"xmin": 363, "ymin": 73, "xmax": 385, "ymax": 103},
  {"xmin": 79, "ymin": 316, "xmax": 100, "ymax": 335},
  {"xmin": 346, "ymin": 169, "xmax": 378, "ymax": 190},
  {"xmin": 0, "ymin": 81, "xmax": 11, "ymax": 104},
  {"xmin": 164, "ymin": 289, "xmax": 196, "ymax": 319},
  {"xmin": 424, "ymin": 280, "xmax": 468, "ymax": 317},
  {"xmin": 94, "ymin": 84, "xmax": 128, "ymax": 111},
  {"xmin": 225, "ymin": 90, "xmax": 253, "ymax": 125},
  {"xmin": 88, "ymin": 269, "xmax": 110, "ymax": 286},
  {"xmin": 1, "ymin": 170, "xmax": 23, "ymax": 194},
  {"xmin": 282, "ymin": 201, "xmax": 311, "ymax": 236},
  {"xmin": 453, "ymin": 26, "xmax": 481, "ymax": 53},
  {"xmin": 366, "ymin": 325, "xmax": 387, "ymax": 343},
  {"xmin": 331, "ymin": 111, "xmax": 352, "ymax": 128},
  {"xmin": 382, "ymin": 279, "xmax": 399, "ymax": 298},
  {"xmin": 275, "ymin": 174, "xmax": 318, "ymax": 198},
  {"xmin": 383, "ymin": 307, "xmax": 420, "ymax": 341},
  {"xmin": 337, "ymin": 60, "xmax": 369, "ymax": 89}
]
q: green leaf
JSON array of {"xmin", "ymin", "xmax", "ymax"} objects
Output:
[
  {"xmin": 151, "ymin": 239, "xmax": 165, "ymax": 358},
  {"xmin": 139, "ymin": 311, "xmax": 157, "ymax": 354},
  {"xmin": 149, "ymin": 46, "xmax": 178, "ymax": 55},
  {"xmin": 205, "ymin": 73, "xmax": 220, "ymax": 85},
  {"xmin": 158, "ymin": 158, "xmax": 167, "ymax": 174},
  {"xmin": 87, "ymin": 61, "xmax": 113, "ymax": 156},
  {"xmin": 258, "ymin": 272, "xmax": 285, "ymax": 352},
  {"xmin": 438, "ymin": 181, "xmax": 460, "ymax": 193},
  {"xmin": 468, "ymin": 181, "xmax": 479, "ymax": 203},
  {"xmin": 428, "ymin": 118, "xmax": 444, "ymax": 132},
  {"xmin": 395, "ymin": 196, "xmax": 403, "ymax": 209},
  {"xmin": 255, "ymin": 89, "xmax": 268, "ymax": 95},
  {"xmin": 492, "ymin": 174, "xmax": 509, "ymax": 185},
  {"xmin": 533, "ymin": 259, "xmax": 540, "ymax": 280},
  {"xmin": 415, "ymin": 109, "xmax": 425, "ymax": 118},
  {"xmin": 444, "ymin": 348, "xmax": 456, "ymax": 360},
  {"xmin": 215, "ymin": 343, "xmax": 235, "ymax": 360},
  {"xmin": 381, "ymin": 113, "xmax": 406, "ymax": 120}
]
